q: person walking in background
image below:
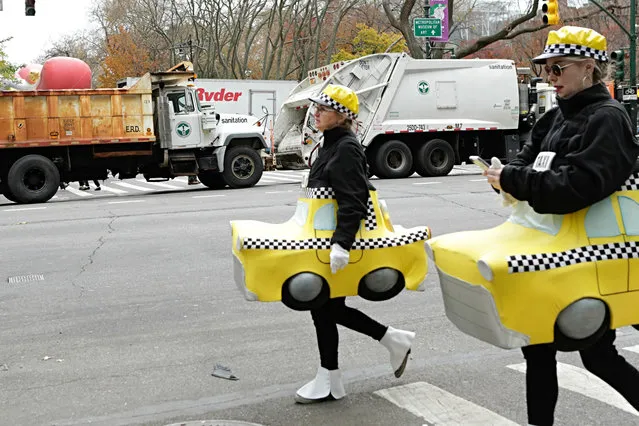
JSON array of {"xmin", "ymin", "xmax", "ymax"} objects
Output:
[
  {"xmin": 294, "ymin": 84, "xmax": 415, "ymax": 404},
  {"xmin": 79, "ymin": 180, "xmax": 101, "ymax": 191}
]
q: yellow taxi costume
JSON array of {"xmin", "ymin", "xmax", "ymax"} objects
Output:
[{"xmin": 427, "ymin": 26, "xmax": 639, "ymax": 352}]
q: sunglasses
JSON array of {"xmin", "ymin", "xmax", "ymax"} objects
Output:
[
  {"xmin": 313, "ymin": 105, "xmax": 333, "ymax": 114},
  {"xmin": 544, "ymin": 62, "xmax": 575, "ymax": 77}
]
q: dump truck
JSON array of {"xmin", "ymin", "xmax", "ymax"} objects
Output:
[
  {"xmin": 0, "ymin": 65, "xmax": 269, "ymax": 204},
  {"xmin": 273, "ymin": 52, "xmax": 556, "ymax": 177}
]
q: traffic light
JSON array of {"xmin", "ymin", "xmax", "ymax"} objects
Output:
[
  {"xmin": 25, "ymin": 0, "xmax": 35, "ymax": 16},
  {"xmin": 611, "ymin": 50, "xmax": 625, "ymax": 82},
  {"xmin": 542, "ymin": 0, "xmax": 560, "ymax": 25}
]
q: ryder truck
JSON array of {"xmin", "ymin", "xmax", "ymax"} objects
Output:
[
  {"xmin": 0, "ymin": 65, "xmax": 268, "ymax": 204},
  {"xmin": 273, "ymin": 52, "xmax": 554, "ymax": 177}
]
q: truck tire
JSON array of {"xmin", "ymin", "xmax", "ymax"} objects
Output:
[
  {"xmin": 374, "ymin": 140, "xmax": 413, "ymax": 179},
  {"xmin": 222, "ymin": 146, "xmax": 263, "ymax": 188},
  {"xmin": 7, "ymin": 155, "xmax": 60, "ymax": 204},
  {"xmin": 415, "ymin": 139, "xmax": 455, "ymax": 177},
  {"xmin": 198, "ymin": 171, "xmax": 226, "ymax": 189}
]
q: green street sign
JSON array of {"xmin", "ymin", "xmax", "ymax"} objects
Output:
[{"xmin": 414, "ymin": 17, "xmax": 442, "ymax": 38}]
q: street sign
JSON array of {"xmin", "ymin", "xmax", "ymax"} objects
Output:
[
  {"xmin": 622, "ymin": 86, "xmax": 638, "ymax": 101},
  {"xmin": 414, "ymin": 18, "xmax": 442, "ymax": 38}
]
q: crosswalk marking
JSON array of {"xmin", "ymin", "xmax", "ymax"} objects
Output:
[
  {"xmin": 98, "ymin": 185, "xmax": 128, "ymax": 194},
  {"xmin": 507, "ymin": 362, "xmax": 638, "ymax": 416},
  {"xmin": 261, "ymin": 174, "xmax": 303, "ymax": 182},
  {"xmin": 112, "ymin": 181, "xmax": 154, "ymax": 191},
  {"xmin": 623, "ymin": 345, "xmax": 639, "ymax": 354},
  {"xmin": 375, "ymin": 382, "xmax": 518, "ymax": 425},
  {"xmin": 135, "ymin": 179, "xmax": 183, "ymax": 190},
  {"xmin": 64, "ymin": 186, "xmax": 94, "ymax": 197}
]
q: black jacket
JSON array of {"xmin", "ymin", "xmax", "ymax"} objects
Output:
[
  {"xmin": 307, "ymin": 127, "xmax": 374, "ymax": 250},
  {"xmin": 501, "ymin": 83, "xmax": 639, "ymax": 214}
]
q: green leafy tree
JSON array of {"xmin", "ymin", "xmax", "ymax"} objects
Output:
[
  {"xmin": 0, "ymin": 40, "xmax": 17, "ymax": 81},
  {"xmin": 331, "ymin": 23, "xmax": 407, "ymax": 62}
]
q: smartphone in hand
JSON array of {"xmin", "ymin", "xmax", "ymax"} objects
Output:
[{"xmin": 469, "ymin": 156, "xmax": 490, "ymax": 171}]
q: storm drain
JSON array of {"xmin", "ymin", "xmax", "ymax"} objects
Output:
[{"xmin": 7, "ymin": 274, "xmax": 44, "ymax": 284}]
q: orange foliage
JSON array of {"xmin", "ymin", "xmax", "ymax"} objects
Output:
[{"xmin": 97, "ymin": 26, "xmax": 158, "ymax": 88}]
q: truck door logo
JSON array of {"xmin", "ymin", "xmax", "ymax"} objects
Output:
[
  {"xmin": 176, "ymin": 122, "xmax": 191, "ymax": 137},
  {"xmin": 418, "ymin": 81, "xmax": 430, "ymax": 95}
]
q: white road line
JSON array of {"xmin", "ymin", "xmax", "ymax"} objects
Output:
[
  {"xmin": 413, "ymin": 181, "xmax": 442, "ymax": 185},
  {"xmin": 375, "ymin": 382, "xmax": 517, "ymax": 425},
  {"xmin": 135, "ymin": 179, "xmax": 184, "ymax": 190},
  {"xmin": 3, "ymin": 207, "xmax": 47, "ymax": 212},
  {"xmin": 99, "ymin": 185, "xmax": 128, "ymax": 194},
  {"xmin": 64, "ymin": 186, "xmax": 93, "ymax": 197},
  {"xmin": 107, "ymin": 200, "xmax": 146, "ymax": 204},
  {"xmin": 112, "ymin": 181, "xmax": 154, "ymax": 191},
  {"xmin": 623, "ymin": 345, "xmax": 639, "ymax": 354},
  {"xmin": 507, "ymin": 362, "xmax": 638, "ymax": 416},
  {"xmin": 469, "ymin": 179, "xmax": 487, "ymax": 182},
  {"xmin": 260, "ymin": 174, "xmax": 301, "ymax": 182},
  {"xmin": 258, "ymin": 179, "xmax": 279, "ymax": 183},
  {"xmin": 265, "ymin": 190, "xmax": 293, "ymax": 194},
  {"xmin": 192, "ymin": 194, "xmax": 226, "ymax": 198}
]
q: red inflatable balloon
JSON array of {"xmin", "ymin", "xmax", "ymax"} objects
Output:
[{"xmin": 36, "ymin": 57, "xmax": 92, "ymax": 90}]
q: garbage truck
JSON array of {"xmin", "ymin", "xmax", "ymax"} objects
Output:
[
  {"xmin": 272, "ymin": 52, "xmax": 556, "ymax": 177},
  {"xmin": 0, "ymin": 64, "xmax": 269, "ymax": 204}
]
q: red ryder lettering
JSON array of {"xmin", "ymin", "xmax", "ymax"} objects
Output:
[{"xmin": 196, "ymin": 88, "xmax": 242, "ymax": 102}]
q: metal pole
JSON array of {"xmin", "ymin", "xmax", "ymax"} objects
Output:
[{"xmin": 424, "ymin": 0, "xmax": 431, "ymax": 59}]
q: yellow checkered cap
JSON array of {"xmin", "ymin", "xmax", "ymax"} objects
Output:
[
  {"xmin": 309, "ymin": 84, "xmax": 359, "ymax": 120},
  {"xmin": 532, "ymin": 26, "xmax": 608, "ymax": 64}
]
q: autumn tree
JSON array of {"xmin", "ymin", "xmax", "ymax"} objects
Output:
[
  {"xmin": 0, "ymin": 39, "xmax": 17, "ymax": 81},
  {"xmin": 98, "ymin": 26, "xmax": 158, "ymax": 88},
  {"xmin": 331, "ymin": 23, "xmax": 407, "ymax": 62}
]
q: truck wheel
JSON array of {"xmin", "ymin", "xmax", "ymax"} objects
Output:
[
  {"xmin": 374, "ymin": 140, "xmax": 413, "ymax": 179},
  {"xmin": 415, "ymin": 139, "xmax": 455, "ymax": 177},
  {"xmin": 222, "ymin": 146, "xmax": 263, "ymax": 188},
  {"xmin": 198, "ymin": 171, "xmax": 226, "ymax": 189},
  {"xmin": 7, "ymin": 155, "xmax": 60, "ymax": 204}
]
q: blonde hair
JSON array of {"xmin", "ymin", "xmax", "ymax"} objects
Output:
[{"xmin": 560, "ymin": 56, "xmax": 609, "ymax": 83}]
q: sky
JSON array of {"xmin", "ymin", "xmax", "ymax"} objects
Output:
[{"xmin": 0, "ymin": 0, "xmax": 95, "ymax": 65}]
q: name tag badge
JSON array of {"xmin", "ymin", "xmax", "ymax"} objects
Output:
[{"xmin": 533, "ymin": 151, "xmax": 556, "ymax": 171}]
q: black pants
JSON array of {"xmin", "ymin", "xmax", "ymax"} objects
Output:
[
  {"xmin": 310, "ymin": 297, "xmax": 388, "ymax": 370},
  {"xmin": 523, "ymin": 329, "xmax": 639, "ymax": 425}
]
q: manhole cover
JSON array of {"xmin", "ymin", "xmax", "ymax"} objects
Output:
[
  {"xmin": 7, "ymin": 274, "xmax": 44, "ymax": 284},
  {"xmin": 164, "ymin": 421, "xmax": 264, "ymax": 426}
]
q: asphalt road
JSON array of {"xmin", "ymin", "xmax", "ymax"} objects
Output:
[{"xmin": 2, "ymin": 172, "xmax": 639, "ymax": 426}]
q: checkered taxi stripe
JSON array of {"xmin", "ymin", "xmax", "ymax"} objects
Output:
[
  {"xmin": 302, "ymin": 187, "xmax": 377, "ymax": 231},
  {"xmin": 242, "ymin": 228, "xmax": 430, "ymax": 250},
  {"xmin": 621, "ymin": 173, "xmax": 639, "ymax": 191},
  {"xmin": 507, "ymin": 241, "xmax": 639, "ymax": 273}
]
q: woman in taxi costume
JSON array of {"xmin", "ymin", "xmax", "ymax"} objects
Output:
[
  {"xmin": 485, "ymin": 26, "xmax": 639, "ymax": 425},
  {"xmin": 294, "ymin": 84, "xmax": 416, "ymax": 404}
]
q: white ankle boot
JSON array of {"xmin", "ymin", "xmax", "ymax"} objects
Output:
[
  {"xmin": 380, "ymin": 326, "xmax": 415, "ymax": 378},
  {"xmin": 294, "ymin": 366, "xmax": 346, "ymax": 403}
]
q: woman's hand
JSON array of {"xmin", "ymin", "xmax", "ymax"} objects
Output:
[{"xmin": 483, "ymin": 167, "xmax": 502, "ymax": 191}]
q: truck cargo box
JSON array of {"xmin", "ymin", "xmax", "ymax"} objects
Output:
[{"xmin": 0, "ymin": 74, "xmax": 155, "ymax": 149}]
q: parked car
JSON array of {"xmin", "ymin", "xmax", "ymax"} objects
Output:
[
  {"xmin": 231, "ymin": 187, "xmax": 431, "ymax": 310},
  {"xmin": 426, "ymin": 172, "xmax": 639, "ymax": 351}
]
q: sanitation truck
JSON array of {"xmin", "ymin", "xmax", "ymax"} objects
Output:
[
  {"xmin": 273, "ymin": 52, "xmax": 556, "ymax": 177},
  {"xmin": 0, "ymin": 66, "xmax": 269, "ymax": 204}
]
